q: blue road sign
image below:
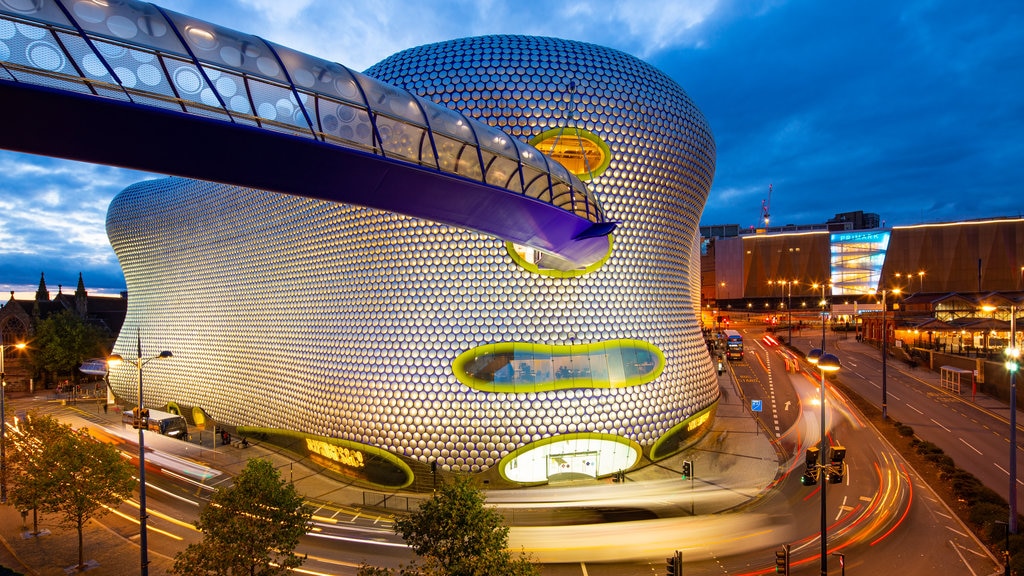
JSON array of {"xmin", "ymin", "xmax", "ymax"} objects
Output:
[{"xmin": 751, "ymin": 399, "xmax": 763, "ymax": 412}]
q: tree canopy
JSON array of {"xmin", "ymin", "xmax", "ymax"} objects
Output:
[
  {"xmin": 172, "ymin": 458, "xmax": 313, "ymax": 576},
  {"xmin": 5, "ymin": 413, "xmax": 135, "ymax": 569},
  {"xmin": 29, "ymin": 310, "xmax": 105, "ymax": 381},
  {"xmin": 362, "ymin": 478, "xmax": 539, "ymax": 576}
]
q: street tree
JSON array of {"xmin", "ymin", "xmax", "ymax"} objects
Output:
[
  {"xmin": 359, "ymin": 477, "xmax": 539, "ymax": 576},
  {"xmin": 172, "ymin": 458, "xmax": 313, "ymax": 576},
  {"xmin": 5, "ymin": 412, "xmax": 65, "ymax": 535},
  {"xmin": 6, "ymin": 413, "xmax": 135, "ymax": 569},
  {"xmin": 29, "ymin": 310, "xmax": 105, "ymax": 386}
]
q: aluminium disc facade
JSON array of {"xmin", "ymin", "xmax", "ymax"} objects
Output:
[{"xmin": 106, "ymin": 35, "xmax": 718, "ymax": 488}]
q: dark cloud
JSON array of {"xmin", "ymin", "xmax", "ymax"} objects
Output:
[{"xmin": 657, "ymin": 0, "xmax": 1024, "ymax": 228}]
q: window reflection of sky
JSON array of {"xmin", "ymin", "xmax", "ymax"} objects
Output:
[{"xmin": 464, "ymin": 343, "xmax": 659, "ymax": 387}]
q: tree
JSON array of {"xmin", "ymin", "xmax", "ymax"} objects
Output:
[
  {"xmin": 5, "ymin": 413, "xmax": 135, "ymax": 569},
  {"xmin": 359, "ymin": 477, "xmax": 539, "ymax": 576},
  {"xmin": 29, "ymin": 310, "xmax": 105, "ymax": 386},
  {"xmin": 172, "ymin": 458, "xmax": 313, "ymax": 576}
]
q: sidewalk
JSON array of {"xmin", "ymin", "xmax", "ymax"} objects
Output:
[
  {"xmin": 0, "ymin": 370, "xmax": 781, "ymax": 575},
  {"xmin": 829, "ymin": 335, "xmax": 1024, "ymax": 426}
]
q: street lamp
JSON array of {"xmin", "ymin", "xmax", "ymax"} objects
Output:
[
  {"xmin": 1, "ymin": 341, "xmax": 27, "ymax": 504},
  {"xmin": 813, "ymin": 282, "xmax": 831, "ymax": 352},
  {"xmin": 807, "ymin": 348, "xmax": 842, "ymax": 576},
  {"xmin": 1005, "ymin": 303, "xmax": 1019, "ymax": 535},
  {"xmin": 108, "ymin": 336, "xmax": 172, "ymax": 576},
  {"xmin": 877, "ymin": 288, "xmax": 900, "ymax": 420},
  {"xmin": 918, "ymin": 270, "xmax": 925, "ymax": 293}
]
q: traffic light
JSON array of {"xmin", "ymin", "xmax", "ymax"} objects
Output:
[
  {"xmin": 665, "ymin": 550, "xmax": 681, "ymax": 576},
  {"xmin": 682, "ymin": 460, "xmax": 692, "ymax": 480},
  {"xmin": 828, "ymin": 445, "xmax": 846, "ymax": 484},
  {"xmin": 800, "ymin": 447, "xmax": 819, "ymax": 486},
  {"xmin": 774, "ymin": 544, "xmax": 790, "ymax": 574}
]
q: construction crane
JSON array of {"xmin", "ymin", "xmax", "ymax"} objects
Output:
[{"xmin": 760, "ymin": 183, "xmax": 773, "ymax": 228}]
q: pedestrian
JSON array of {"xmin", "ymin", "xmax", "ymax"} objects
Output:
[{"xmin": 103, "ymin": 402, "xmax": 108, "ymax": 414}]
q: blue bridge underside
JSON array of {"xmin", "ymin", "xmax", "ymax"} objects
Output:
[{"xmin": 0, "ymin": 79, "xmax": 612, "ymax": 269}]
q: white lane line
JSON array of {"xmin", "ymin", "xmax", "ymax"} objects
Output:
[
  {"xmin": 931, "ymin": 418, "xmax": 951, "ymax": 432},
  {"xmin": 906, "ymin": 403, "xmax": 924, "ymax": 415},
  {"xmin": 996, "ymin": 463, "xmax": 1010, "ymax": 475},
  {"xmin": 949, "ymin": 539, "xmax": 979, "ymax": 576},
  {"xmin": 959, "ymin": 438, "xmax": 983, "ymax": 456}
]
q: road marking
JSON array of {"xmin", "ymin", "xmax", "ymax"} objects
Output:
[
  {"xmin": 946, "ymin": 526, "xmax": 970, "ymax": 538},
  {"xmin": 580, "ymin": 562, "xmax": 589, "ymax": 576},
  {"xmin": 906, "ymin": 403, "xmax": 924, "ymax": 414},
  {"xmin": 959, "ymin": 438, "xmax": 983, "ymax": 455},
  {"xmin": 949, "ymin": 540, "xmax": 980, "ymax": 576},
  {"xmin": 836, "ymin": 496, "xmax": 849, "ymax": 521},
  {"xmin": 931, "ymin": 418, "xmax": 951, "ymax": 432},
  {"xmin": 784, "ymin": 401, "xmax": 791, "ymax": 411},
  {"xmin": 889, "ymin": 392, "xmax": 901, "ymax": 401}
]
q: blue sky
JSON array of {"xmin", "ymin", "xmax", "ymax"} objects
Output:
[{"xmin": 1, "ymin": 0, "xmax": 1022, "ymax": 296}]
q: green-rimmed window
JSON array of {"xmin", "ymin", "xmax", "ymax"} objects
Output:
[
  {"xmin": 506, "ymin": 236, "xmax": 612, "ymax": 277},
  {"xmin": 453, "ymin": 339, "xmax": 664, "ymax": 393},
  {"xmin": 529, "ymin": 127, "xmax": 611, "ymax": 181}
]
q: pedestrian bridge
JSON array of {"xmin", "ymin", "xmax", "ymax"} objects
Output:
[{"xmin": 0, "ymin": 1, "xmax": 614, "ymax": 269}]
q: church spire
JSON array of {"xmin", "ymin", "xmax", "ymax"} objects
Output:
[
  {"xmin": 35, "ymin": 272, "xmax": 50, "ymax": 301},
  {"xmin": 75, "ymin": 272, "xmax": 88, "ymax": 318}
]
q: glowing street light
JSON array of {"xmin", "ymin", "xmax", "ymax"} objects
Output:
[
  {"xmin": 1, "ymin": 341, "xmax": 27, "ymax": 504},
  {"xmin": 108, "ymin": 336, "xmax": 172, "ymax": 576},
  {"xmin": 807, "ymin": 348, "xmax": 842, "ymax": 576},
  {"xmin": 875, "ymin": 288, "xmax": 901, "ymax": 419}
]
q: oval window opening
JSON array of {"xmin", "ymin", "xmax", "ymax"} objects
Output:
[
  {"xmin": 529, "ymin": 127, "xmax": 610, "ymax": 181},
  {"xmin": 453, "ymin": 339, "xmax": 664, "ymax": 393}
]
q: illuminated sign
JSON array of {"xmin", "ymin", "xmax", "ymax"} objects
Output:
[
  {"xmin": 687, "ymin": 411, "xmax": 711, "ymax": 432},
  {"xmin": 306, "ymin": 438, "xmax": 365, "ymax": 469}
]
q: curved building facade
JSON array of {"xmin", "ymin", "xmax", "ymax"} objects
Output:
[{"xmin": 106, "ymin": 35, "xmax": 718, "ymax": 488}]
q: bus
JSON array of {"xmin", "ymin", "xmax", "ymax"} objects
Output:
[{"xmin": 723, "ymin": 329, "xmax": 744, "ymax": 360}]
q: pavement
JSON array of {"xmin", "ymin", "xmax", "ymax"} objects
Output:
[{"xmin": 9, "ymin": 338, "xmax": 973, "ymax": 575}]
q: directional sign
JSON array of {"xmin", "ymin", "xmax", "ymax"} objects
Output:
[{"xmin": 751, "ymin": 399, "xmax": 763, "ymax": 412}]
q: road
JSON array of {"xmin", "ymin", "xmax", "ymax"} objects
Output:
[
  {"xmin": 4, "ymin": 342, "xmax": 1004, "ymax": 575},
  {"xmin": 786, "ymin": 327, "xmax": 1024, "ymax": 515}
]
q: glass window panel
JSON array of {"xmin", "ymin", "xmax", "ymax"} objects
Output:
[
  {"xmin": 352, "ymin": 70, "xmax": 425, "ymax": 126},
  {"xmin": 606, "ymin": 346, "xmax": 627, "ymax": 387},
  {"xmin": 485, "ymin": 156, "xmax": 521, "ymax": 190},
  {"xmin": 161, "ymin": 11, "xmax": 287, "ymax": 82},
  {"xmin": 317, "ymin": 99, "xmax": 374, "ymax": 149},
  {"xmin": 425, "ymin": 105, "xmax": 474, "ymax": 141},
  {"xmin": 247, "ymin": 76, "xmax": 310, "ymax": 131},
  {"xmin": 522, "ymin": 168, "xmax": 551, "ymax": 201},
  {"xmin": 376, "ymin": 114, "xmax": 428, "ymax": 164},
  {"xmin": 432, "ymin": 133, "xmax": 472, "ymax": 173}
]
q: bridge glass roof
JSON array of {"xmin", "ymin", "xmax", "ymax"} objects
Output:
[{"xmin": 0, "ymin": 0, "xmax": 604, "ymax": 225}]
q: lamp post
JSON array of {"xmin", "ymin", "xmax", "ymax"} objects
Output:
[
  {"xmin": 1006, "ymin": 303, "xmax": 1019, "ymax": 535},
  {"xmin": 878, "ymin": 288, "xmax": 900, "ymax": 420},
  {"xmin": 786, "ymin": 278, "xmax": 794, "ymax": 344},
  {"xmin": 108, "ymin": 336, "xmax": 172, "ymax": 576},
  {"xmin": 1, "ymin": 341, "xmax": 27, "ymax": 504},
  {"xmin": 807, "ymin": 348, "xmax": 841, "ymax": 576},
  {"xmin": 918, "ymin": 271, "xmax": 925, "ymax": 293},
  {"xmin": 813, "ymin": 282, "xmax": 830, "ymax": 352}
]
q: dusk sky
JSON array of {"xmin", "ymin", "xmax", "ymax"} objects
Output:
[{"xmin": 1, "ymin": 0, "xmax": 1021, "ymax": 296}]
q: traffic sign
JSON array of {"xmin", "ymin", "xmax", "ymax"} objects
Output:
[{"xmin": 751, "ymin": 399, "xmax": 763, "ymax": 412}]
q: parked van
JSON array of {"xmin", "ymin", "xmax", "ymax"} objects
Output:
[{"xmin": 122, "ymin": 408, "xmax": 189, "ymax": 440}]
